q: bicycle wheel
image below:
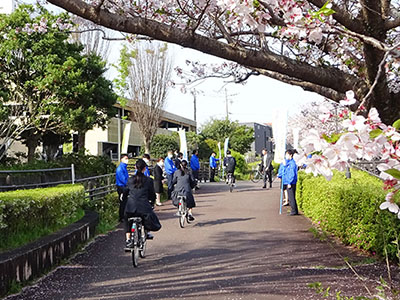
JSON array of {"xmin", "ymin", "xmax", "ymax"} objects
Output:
[
  {"xmin": 250, "ymin": 170, "xmax": 261, "ymax": 183},
  {"xmin": 131, "ymin": 230, "xmax": 139, "ymax": 267},
  {"xmin": 229, "ymin": 182, "xmax": 233, "ymax": 192},
  {"xmin": 179, "ymin": 200, "xmax": 186, "ymax": 228},
  {"xmin": 139, "ymin": 229, "xmax": 147, "ymax": 258}
]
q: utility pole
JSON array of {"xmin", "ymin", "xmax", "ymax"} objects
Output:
[
  {"xmin": 193, "ymin": 92, "xmax": 197, "ymax": 122},
  {"xmin": 225, "ymin": 88, "xmax": 229, "ymax": 119}
]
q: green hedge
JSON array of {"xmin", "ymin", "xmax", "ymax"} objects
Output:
[
  {"xmin": 0, "ymin": 184, "xmax": 86, "ymax": 251},
  {"xmin": 297, "ymin": 169, "xmax": 400, "ymax": 260},
  {"xmin": 87, "ymin": 192, "xmax": 119, "ymax": 233}
]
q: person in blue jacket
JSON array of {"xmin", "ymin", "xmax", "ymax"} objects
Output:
[
  {"xmin": 209, "ymin": 152, "xmax": 219, "ymax": 182},
  {"xmin": 165, "ymin": 150, "xmax": 177, "ymax": 199},
  {"xmin": 116, "ymin": 154, "xmax": 129, "ymax": 222},
  {"xmin": 281, "ymin": 149, "xmax": 299, "ymax": 215},
  {"xmin": 142, "ymin": 153, "xmax": 151, "ymax": 177},
  {"xmin": 190, "ymin": 149, "xmax": 200, "ymax": 189}
]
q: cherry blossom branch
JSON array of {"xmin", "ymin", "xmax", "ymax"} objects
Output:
[{"xmin": 356, "ymin": 41, "xmax": 400, "ymax": 115}]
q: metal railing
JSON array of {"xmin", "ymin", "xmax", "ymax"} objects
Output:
[
  {"xmin": 0, "ymin": 164, "xmax": 76, "ymax": 191},
  {"xmin": 76, "ymin": 173, "xmax": 116, "ymax": 202},
  {"xmin": 352, "ymin": 160, "xmax": 384, "ymax": 178}
]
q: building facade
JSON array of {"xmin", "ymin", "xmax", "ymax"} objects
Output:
[
  {"xmin": 241, "ymin": 122, "xmax": 273, "ymax": 155},
  {"xmin": 83, "ymin": 105, "xmax": 196, "ymax": 159}
]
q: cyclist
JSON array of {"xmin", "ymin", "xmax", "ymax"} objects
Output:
[
  {"xmin": 172, "ymin": 160, "xmax": 196, "ymax": 221},
  {"xmin": 124, "ymin": 159, "xmax": 162, "ymax": 248},
  {"xmin": 223, "ymin": 150, "xmax": 236, "ymax": 185}
]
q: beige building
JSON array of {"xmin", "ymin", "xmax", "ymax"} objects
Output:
[{"xmin": 83, "ymin": 105, "xmax": 196, "ymax": 158}]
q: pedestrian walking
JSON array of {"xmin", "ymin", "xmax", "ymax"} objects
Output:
[
  {"xmin": 209, "ymin": 152, "xmax": 219, "ymax": 182},
  {"xmin": 116, "ymin": 154, "xmax": 129, "ymax": 222},
  {"xmin": 165, "ymin": 150, "xmax": 177, "ymax": 199},
  {"xmin": 153, "ymin": 157, "xmax": 165, "ymax": 206},
  {"xmin": 261, "ymin": 148, "xmax": 273, "ymax": 189}
]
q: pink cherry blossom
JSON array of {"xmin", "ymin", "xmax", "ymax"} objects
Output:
[{"xmin": 339, "ymin": 90, "xmax": 357, "ymax": 106}]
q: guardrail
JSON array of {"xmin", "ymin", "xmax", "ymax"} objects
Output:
[
  {"xmin": 76, "ymin": 173, "xmax": 116, "ymax": 202},
  {"xmin": 0, "ymin": 164, "xmax": 75, "ymax": 191}
]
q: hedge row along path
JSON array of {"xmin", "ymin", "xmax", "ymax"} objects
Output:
[{"xmin": 5, "ymin": 181, "xmax": 397, "ymax": 300}]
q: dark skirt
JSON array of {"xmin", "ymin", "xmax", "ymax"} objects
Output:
[
  {"xmin": 171, "ymin": 190, "xmax": 196, "ymax": 209},
  {"xmin": 124, "ymin": 211, "xmax": 162, "ymax": 232},
  {"xmin": 154, "ymin": 180, "xmax": 163, "ymax": 194}
]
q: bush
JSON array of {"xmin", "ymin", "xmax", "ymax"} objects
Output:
[
  {"xmin": 297, "ymin": 169, "xmax": 400, "ymax": 260},
  {"xmin": 87, "ymin": 192, "xmax": 119, "ymax": 233},
  {"xmin": 0, "ymin": 184, "xmax": 86, "ymax": 251},
  {"xmin": 198, "ymin": 138, "xmax": 218, "ymax": 160},
  {"xmin": 0, "ymin": 152, "xmax": 116, "ymax": 178},
  {"xmin": 230, "ymin": 150, "xmax": 248, "ymax": 179},
  {"xmin": 150, "ymin": 134, "xmax": 179, "ymax": 158}
]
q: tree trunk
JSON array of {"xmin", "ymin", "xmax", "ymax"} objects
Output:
[
  {"xmin": 26, "ymin": 136, "xmax": 39, "ymax": 162},
  {"xmin": 144, "ymin": 138, "xmax": 151, "ymax": 155},
  {"xmin": 78, "ymin": 132, "xmax": 86, "ymax": 151}
]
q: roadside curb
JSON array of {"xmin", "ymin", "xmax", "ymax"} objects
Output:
[{"xmin": 0, "ymin": 210, "xmax": 99, "ymax": 297}]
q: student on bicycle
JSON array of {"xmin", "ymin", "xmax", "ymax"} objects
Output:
[
  {"xmin": 124, "ymin": 159, "xmax": 162, "ymax": 248},
  {"xmin": 223, "ymin": 150, "xmax": 236, "ymax": 185},
  {"xmin": 172, "ymin": 160, "xmax": 196, "ymax": 221}
]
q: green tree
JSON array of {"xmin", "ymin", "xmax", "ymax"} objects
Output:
[
  {"xmin": 149, "ymin": 134, "xmax": 179, "ymax": 159},
  {"xmin": 0, "ymin": 5, "xmax": 116, "ymax": 161},
  {"xmin": 200, "ymin": 119, "xmax": 254, "ymax": 154}
]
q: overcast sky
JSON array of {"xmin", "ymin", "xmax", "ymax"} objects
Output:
[{"xmin": 18, "ymin": 0, "xmax": 324, "ymax": 127}]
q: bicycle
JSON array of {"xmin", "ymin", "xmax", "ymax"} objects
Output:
[
  {"xmin": 250, "ymin": 164, "xmax": 264, "ymax": 183},
  {"xmin": 227, "ymin": 172, "xmax": 234, "ymax": 192},
  {"xmin": 126, "ymin": 217, "xmax": 148, "ymax": 267},
  {"xmin": 177, "ymin": 195, "xmax": 191, "ymax": 228}
]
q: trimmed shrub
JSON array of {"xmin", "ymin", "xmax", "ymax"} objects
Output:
[
  {"xmin": 87, "ymin": 192, "xmax": 119, "ymax": 233},
  {"xmin": 150, "ymin": 134, "xmax": 179, "ymax": 158},
  {"xmin": 0, "ymin": 184, "xmax": 86, "ymax": 251},
  {"xmin": 297, "ymin": 169, "xmax": 400, "ymax": 259}
]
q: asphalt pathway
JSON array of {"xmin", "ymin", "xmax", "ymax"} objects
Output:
[{"xmin": 6, "ymin": 181, "xmax": 393, "ymax": 300}]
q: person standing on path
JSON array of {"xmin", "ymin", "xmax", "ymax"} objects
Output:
[
  {"xmin": 142, "ymin": 153, "xmax": 151, "ymax": 177},
  {"xmin": 209, "ymin": 152, "xmax": 219, "ymax": 182},
  {"xmin": 116, "ymin": 154, "xmax": 129, "ymax": 222},
  {"xmin": 153, "ymin": 157, "xmax": 165, "ymax": 206},
  {"xmin": 174, "ymin": 152, "xmax": 183, "ymax": 169},
  {"xmin": 261, "ymin": 148, "xmax": 273, "ymax": 189},
  {"xmin": 165, "ymin": 150, "xmax": 177, "ymax": 200},
  {"xmin": 190, "ymin": 149, "xmax": 200, "ymax": 189},
  {"xmin": 281, "ymin": 149, "xmax": 299, "ymax": 215}
]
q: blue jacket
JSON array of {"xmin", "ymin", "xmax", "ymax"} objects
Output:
[
  {"xmin": 280, "ymin": 159, "xmax": 298, "ymax": 185},
  {"xmin": 116, "ymin": 162, "xmax": 129, "ymax": 187},
  {"xmin": 165, "ymin": 157, "xmax": 177, "ymax": 175},
  {"xmin": 190, "ymin": 154, "xmax": 200, "ymax": 171},
  {"xmin": 134, "ymin": 166, "xmax": 150, "ymax": 177},
  {"xmin": 209, "ymin": 156, "xmax": 219, "ymax": 168}
]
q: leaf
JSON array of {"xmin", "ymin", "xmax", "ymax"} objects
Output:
[
  {"xmin": 384, "ymin": 169, "xmax": 400, "ymax": 180},
  {"xmin": 322, "ymin": 133, "xmax": 341, "ymax": 143},
  {"xmin": 369, "ymin": 129, "xmax": 383, "ymax": 139},
  {"xmin": 392, "ymin": 119, "xmax": 400, "ymax": 130}
]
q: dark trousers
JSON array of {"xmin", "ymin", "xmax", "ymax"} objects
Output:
[
  {"xmin": 263, "ymin": 168, "xmax": 272, "ymax": 187},
  {"xmin": 287, "ymin": 184, "xmax": 298, "ymax": 215},
  {"xmin": 209, "ymin": 167, "xmax": 216, "ymax": 182},
  {"xmin": 192, "ymin": 170, "xmax": 199, "ymax": 181},
  {"xmin": 166, "ymin": 173, "xmax": 174, "ymax": 199},
  {"xmin": 117, "ymin": 186, "xmax": 129, "ymax": 221}
]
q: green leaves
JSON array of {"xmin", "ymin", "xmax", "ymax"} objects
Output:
[
  {"xmin": 384, "ymin": 169, "xmax": 400, "ymax": 180},
  {"xmin": 393, "ymin": 119, "xmax": 400, "ymax": 130},
  {"xmin": 322, "ymin": 133, "xmax": 341, "ymax": 144},
  {"xmin": 311, "ymin": 1, "xmax": 336, "ymax": 21},
  {"xmin": 369, "ymin": 129, "xmax": 383, "ymax": 139}
]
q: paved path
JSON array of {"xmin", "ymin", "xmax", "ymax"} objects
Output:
[{"xmin": 6, "ymin": 181, "xmax": 390, "ymax": 300}]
